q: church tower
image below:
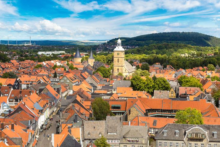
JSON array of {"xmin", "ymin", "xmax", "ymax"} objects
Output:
[
  {"xmin": 73, "ymin": 48, "xmax": 82, "ymax": 63},
  {"xmin": 88, "ymin": 50, "xmax": 95, "ymax": 66},
  {"xmin": 113, "ymin": 38, "xmax": 125, "ymax": 76}
]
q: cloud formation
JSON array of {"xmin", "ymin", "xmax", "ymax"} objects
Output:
[{"xmin": 0, "ymin": 0, "xmax": 17, "ymax": 15}]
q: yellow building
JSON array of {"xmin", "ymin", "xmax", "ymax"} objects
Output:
[
  {"xmin": 169, "ymin": 88, "xmax": 176, "ymax": 98},
  {"xmin": 113, "ymin": 39, "xmax": 135, "ymax": 77}
]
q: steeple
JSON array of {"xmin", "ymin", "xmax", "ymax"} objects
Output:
[
  {"xmin": 114, "ymin": 38, "xmax": 124, "ymax": 51},
  {"xmin": 74, "ymin": 48, "xmax": 81, "ymax": 58},
  {"xmin": 89, "ymin": 50, "xmax": 94, "ymax": 59}
]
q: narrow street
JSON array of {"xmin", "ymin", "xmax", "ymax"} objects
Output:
[{"xmin": 36, "ymin": 115, "xmax": 59, "ymax": 147}]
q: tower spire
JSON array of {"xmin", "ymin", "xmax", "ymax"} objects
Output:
[
  {"xmin": 74, "ymin": 48, "xmax": 81, "ymax": 58},
  {"xmin": 89, "ymin": 50, "xmax": 94, "ymax": 59}
]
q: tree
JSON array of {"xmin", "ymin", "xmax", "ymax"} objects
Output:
[
  {"xmin": 141, "ymin": 63, "xmax": 149, "ymax": 70},
  {"xmin": 154, "ymin": 77, "xmax": 171, "ymax": 91},
  {"xmin": 211, "ymin": 76, "xmax": 220, "ymax": 81},
  {"xmin": 131, "ymin": 76, "xmax": 146, "ymax": 91},
  {"xmin": 152, "ymin": 75, "xmax": 157, "ymax": 81},
  {"xmin": 212, "ymin": 89, "xmax": 220, "ymax": 107},
  {"xmin": 94, "ymin": 66, "xmax": 111, "ymax": 78},
  {"xmin": 34, "ymin": 64, "xmax": 42, "ymax": 69},
  {"xmin": 2, "ymin": 72, "xmax": 18, "ymax": 78},
  {"xmin": 178, "ymin": 76, "xmax": 203, "ymax": 90},
  {"xmin": 92, "ymin": 98, "xmax": 114, "ymax": 120},
  {"xmin": 118, "ymin": 72, "xmax": 123, "ymax": 77},
  {"xmin": 208, "ymin": 64, "xmax": 215, "ymax": 71},
  {"xmin": 145, "ymin": 76, "xmax": 155, "ymax": 94},
  {"xmin": 0, "ymin": 83, "xmax": 2, "ymax": 86},
  {"xmin": 69, "ymin": 64, "xmax": 78, "ymax": 70},
  {"xmin": 175, "ymin": 108, "xmax": 203, "ymax": 125},
  {"xmin": 54, "ymin": 72, "xmax": 57, "ymax": 78},
  {"xmin": 132, "ymin": 69, "xmax": 149, "ymax": 77},
  {"xmin": 94, "ymin": 136, "xmax": 110, "ymax": 147}
]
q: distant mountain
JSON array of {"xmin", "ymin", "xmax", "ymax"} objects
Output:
[
  {"xmin": 0, "ymin": 40, "xmax": 105, "ymax": 46},
  {"xmin": 107, "ymin": 32, "xmax": 220, "ymax": 47}
]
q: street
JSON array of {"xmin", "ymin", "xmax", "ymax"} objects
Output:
[{"xmin": 36, "ymin": 115, "xmax": 59, "ymax": 147}]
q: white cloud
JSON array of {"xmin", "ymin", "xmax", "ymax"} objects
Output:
[
  {"xmin": 161, "ymin": 0, "xmax": 201, "ymax": 11},
  {"xmin": 164, "ymin": 22, "xmax": 181, "ymax": 27},
  {"xmin": 0, "ymin": 0, "xmax": 17, "ymax": 15},
  {"xmin": 54, "ymin": 0, "xmax": 100, "ymax": 13},
  {"xmin": 11, "ymin": 22, "xmax": 31, "ymax": 32}
]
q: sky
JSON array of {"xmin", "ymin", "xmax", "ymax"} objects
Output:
[{"xmin": 1, "ymin": 0, "xmax": 220, "ymax": 40}]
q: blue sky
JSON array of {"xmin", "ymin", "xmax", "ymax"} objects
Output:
[{"xmin": 1, "ymin": 0, "xmax": 220, "ymax": 40}]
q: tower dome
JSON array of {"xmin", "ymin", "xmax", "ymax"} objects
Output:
[{"xmin": 114, "ymin": 38, "xmax": 124, "ymax": 51}]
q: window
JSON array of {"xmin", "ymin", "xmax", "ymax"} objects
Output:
[
  {"xmin": 201, "ymin": 144, "xmax": 204, "ymax": 147},
  {"xmin": 175, "ymin": 130, "xmax": 179, "ymax": 137},
  {"xmin": 164, "ymin": 142, "xmax": 167, "ymax": 147},
  {"xmin": 188, "ymin": 143, "xmax": 192, "ymax": 147},
  {"xmin": 214, "ymin": 144, "xmax": 217, "ymax": 147},
  {"xmin": 208, "ymin": 144, "xmax": 211, "ymax": 147},
  {"xmin": 170, "ymin": 142, "xmax": 173, "ymax": 147},
  {"xmin": 132, "ymin": 145, "xmax": 135, "ymax": 147},
  {"xmin": 182, "ymin": 143, "xmax": 185, "ymax": 147},
  {"xmin": 163, "ymin": 130, "xmax": 167, "ymax": 136},
  {"xmin": 213, "ymin": 132, "xmax": 217, "ymax": 138},
  {"xmin": 117, "ymin": 68, "xmax": 119, "ymax": 72},
  {"xmin": 117, "ymin": 53, "xmax": 119, "ymax": 55},
  {"xmin": 117, "ymin": 59, "xmax": 119, "ymax": 63},
  {"xmin": 123, "ymin": 146, "xmax": 127, "ymax": 147},
  {"xmin": 195, "ymin": 144, "xmax": 198, "ymax": 147},
  {"xmin": 159, "ymin": 142, "xmax": 162, "ymax": 147},
  {"xmin": 176, "ymin": 143, "xmax": 179, "ymax": 147}
]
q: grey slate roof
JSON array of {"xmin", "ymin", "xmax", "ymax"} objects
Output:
[
  {"xmin": 154, "ymin": 90, "xmax": 169, "ymax": 99},
  {"xmin": 113, "ymin": 80, "xmax": 131, "ymax": 89},
  {"xmin": 74, "ymin": 48, "xmax": 81, "ymax": 58},
  {"xmin": 155, "ymin": 123, "xmax": 220, "ymax": 142},
  {"xmin": 60, "ymin": 134, "xmax": 81, "ymax": 147},
  {"xmin": 124, "ymin": 60, "xmax": 135, "ymax": 73},
  {"xmin": 89, "ymin": 50, "xmax": 94, "ymax": 59}
]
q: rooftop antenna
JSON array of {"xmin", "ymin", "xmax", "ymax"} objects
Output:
[{"xmin": 30, "ymin": 36, "xmax": 31, "ymax": 45}]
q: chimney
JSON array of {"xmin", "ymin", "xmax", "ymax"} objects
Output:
[{"xmin": 11, "ymin": 124, "xmax": 14, "ymax": 131}]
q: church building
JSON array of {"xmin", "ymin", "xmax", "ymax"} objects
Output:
[{"xmin": 113, "ymin": 39, "xmax": 135, "ymax": 77}]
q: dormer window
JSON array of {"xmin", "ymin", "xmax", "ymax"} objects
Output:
[
  {"xmin": 213, "ymin": 131, "xmax": 217, "ymax": 138},
  {"xmin": 163, "ymin": 130, "xmax": 167, "ymax": 136},
  {"xmin": 88, "ymin": 132, "xmax": 90, "ymax": 136},
  {"xmin": 175, "ymin": 130, "xmax": 179, "ymax": 137}
]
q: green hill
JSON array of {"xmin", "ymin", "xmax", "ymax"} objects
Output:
[{"xmin": 107, "ymin": 32, "xmax": 220, "ymax": 47}]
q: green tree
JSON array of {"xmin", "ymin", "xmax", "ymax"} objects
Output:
[
  {"xmin": 54, "ymin": 72, "xmax": 57, "ymax": 78},
  {"xmin": 0, "ymin": 83, "xmax": 2, "ymax": 86},
  {"xmin": 118, "ymin": 72, "xmax": 123, "ymax": 77},
  {"xmin": 212, "ymin": 89, "xmax": 220, "ymax": 107},
  {"xmin": 69, "ymin": 64, "xmax": 78, "ymax": 70},
  {"xmin": 92, "ymin": 98, "xmax": 114, "ymax": 120},
  {"xmin": 178, "ymin": 76, "xmax": 203, "ymax": 90},
  {"xmin": 208, "ymin": 64, "xmax": 215, "ymax": 71},
  {"xmin": 154, "ymin": 77, "xmax": 171, "ymax": 90},
  {"xmin": 141, "ymin": 63, "xmax": 149, "ymax": 70},
  {"xmin": 132, "ymin": 69, "xmax": 149, "ymax": 77},
  {"xmin": 152, "ymin": 75, "xmax": 157, "ymax": 81},
  {"xmin": 2, "ymin": 72, "xmax": 18, "ymax": 78},
  {"xmin": 94, "ymin": 66, "xmax": 111, "ymax": 78},
  {"xmin": 211, "ymin": 76, "xmax": 220, "ymax": 81},
  {"xmin": 94, "ymin": 136, "xmax": 110, "ymax": 147},
  {"xmin": 175, "ymin": 108, "xmax": 203, "ymax": 125},
  {"xmin": 34, "ymin": 64, "xmax": 42, "ymax": 69},
  {"xmin": 145, "ymin": 76, "xmax": 155, "ymax": 94},
  {"xmin": 131, "ymin": 76, "xmax": 146, "ymax": 91}
]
